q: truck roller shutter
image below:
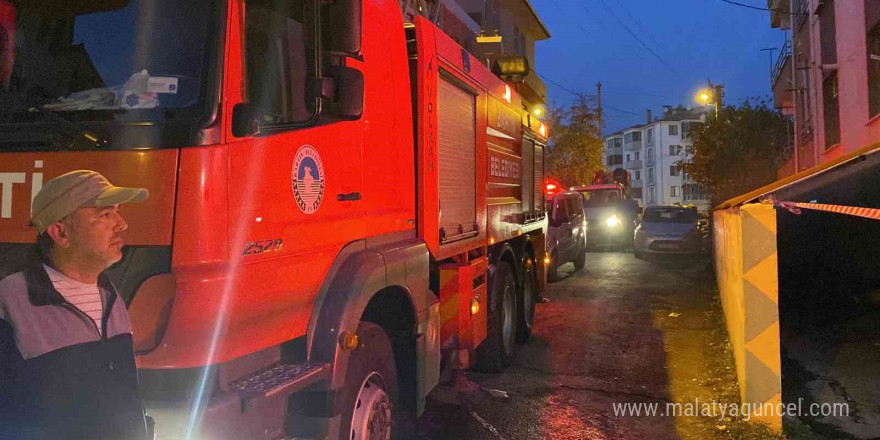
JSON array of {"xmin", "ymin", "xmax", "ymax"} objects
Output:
[
  {"xmin": 437, "ymin": 78, "xmax": 477, "ymax": 243},
  {"xmin": 534, "ymin": 143, "xmax": 544, "ymax": 212}
]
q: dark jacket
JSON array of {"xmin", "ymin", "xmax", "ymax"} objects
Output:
[{"xmin": 0, "ymin": 260, "xmax": 148, "ymax": 440}]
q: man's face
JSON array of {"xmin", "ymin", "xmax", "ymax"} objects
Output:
[{"xmin": 64, "ymin": 205, "xmax": 129, "ymax": 270}]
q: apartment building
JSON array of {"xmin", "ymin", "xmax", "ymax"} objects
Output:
[
  {"xmin": 769, "ymin": 0, "xmax": 880, "ymax": 172},
  {"xmin": 604, "ymin": 106, "xmax": 711, "ymax": 212}
]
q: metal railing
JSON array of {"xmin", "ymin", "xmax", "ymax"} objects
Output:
[
  {"xmin": 772, "ymin": 40, "xmax": 792, "ymax": 86},
  {"xmin": 794, "ymin": 0, "xmax": 808, "ymax": 29}
]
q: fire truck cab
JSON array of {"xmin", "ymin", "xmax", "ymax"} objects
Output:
[{"xmin": 0, "ymin": 0, "xmax": 548, "ymax": 438}]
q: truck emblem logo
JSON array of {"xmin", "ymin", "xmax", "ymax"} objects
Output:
[{"xmin": 292, "ymin": 145, "xmax": 325, "ymax": 215}]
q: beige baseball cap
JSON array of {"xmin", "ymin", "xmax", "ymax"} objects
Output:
[{"xmin": 31, "ymin": 170, "xmax": 149, "ymax": 233}]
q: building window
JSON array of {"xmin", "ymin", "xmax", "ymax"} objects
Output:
[
  {"xmin": 668, "ymin": 124, "xmax": 679, "ymax": 136},
  {"xmin": 614, "ymin": 138, "xmax": 623, "ymax": 148},
  {"xmin": 681, "ymin": 122, "xmax": 699, "ymax": 140},
  {"xmin": 513, "ymin": 26, "xmax": 522, "ymax": 55},
  {"xmin": 646, "ymin": 147, "xmax": 654, "ymax": 164},
  {"xmin": 635, "ymin": 170, "xmax": 641, "ymax": 180},
  {"xmin": 606, "ymin": 140, "xmax": 613, "ymax": 149},
  {"xmin": 823, "ymin": 73, "xmax": 841, "ymax": 148},
  {"xmin": 635, "ymin": 151, "xmax": 640, "ymax": 160},
  {"xmin": 670, "ymin": 186, "xmax": 679, "ymax": 197},
  {"xmin": 647, "ymin": 167, "xmax": 655, "ymax": 184},
  {"xmin": 668, "ymin": 145, "xmax": 678, "ymax": 156},
  {"xmin": 632, "ymin": 188, "xmax": 643, "ymax": 199},
  {"xmin": 646, "ymin": 128, "xmax": 654, "ymax": 145},
  {"xmin": 626, "ymin": 153, "xmax": 631, "ymax": 162},
  {"xmin": 683, "ymin": 184, "xmax": 707, "ymax": 201},
  {"xmin": 669, "ymin": 165, "xmax": 679, "ymax": 177},
  {"xmin": 625, "ymin": 132, "xmax": 642, "ymax": 142},
  {"xmin": 867, "ymin": 4, "xmax": 880, "ymax": 118},
  {"xmin": 648, "ymin": 186, "xmax": 656, "ymax": 203}
]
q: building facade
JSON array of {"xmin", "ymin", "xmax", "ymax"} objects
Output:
[
  {"xmin": 770, "ymin": 0, "xmax": 880, "ymax": 173},
  {"xmin": 603, "ymin": 106, "xmax": 711, "ymax": 212}
]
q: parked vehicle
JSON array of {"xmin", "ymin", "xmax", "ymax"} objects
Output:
[
  {"xmin": 0, "ymin": 1, "xmax": 549, "ymax": 438},
  {"xmin": 573, "ymin": 169, "xmax": 639, "ymax": 250},
  {"xmin": 634, "ymin": 205, "xmax": 707, "ymax": 258},
  {"xmin": 547, "ymin": 191, "xmax": 586, "ymax": 281}
]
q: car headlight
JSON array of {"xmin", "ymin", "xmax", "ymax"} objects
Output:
[{"xmin": 605, "ymin": 215, "xmax": 621, "ymax": 228}]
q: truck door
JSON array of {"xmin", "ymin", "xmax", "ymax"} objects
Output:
[{"xmin": 225, "ymin": 1, "xmax": 365, "ymax": 341}]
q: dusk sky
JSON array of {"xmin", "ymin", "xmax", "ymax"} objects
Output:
[{"xmin": 529, "ymin": 0, "xmax": 786, "ymax": 135}]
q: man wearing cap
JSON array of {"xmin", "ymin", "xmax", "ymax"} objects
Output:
[{"xmin": 0, "ymin": 170, "xmax": 151, "ymax": 440}]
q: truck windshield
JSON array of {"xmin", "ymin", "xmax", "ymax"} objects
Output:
[
  {"xmin": 581, "ymin": 189, "xmax": 621, "ymax": 208},
  {"xmin": 0, "ymin": 0, "xmax": 218, "ymax": 143}
]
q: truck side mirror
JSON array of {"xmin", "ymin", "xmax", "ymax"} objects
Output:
[
  {"xmin": 323, "ymin": 0, "xmax": 362, "ymax": 55},
  {"xmin": 323, "ymin": 66, "xmax": 364, "ymax": 120},
  {"xmin": 231, "ymin": 103, "xmax": 261, "ymax": 137}
]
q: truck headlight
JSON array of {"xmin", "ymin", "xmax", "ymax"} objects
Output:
[{"xmin": 605, "ymin": 215, "xmax": 621, "ymax": 228}]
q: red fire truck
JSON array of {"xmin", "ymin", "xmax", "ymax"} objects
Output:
[{"xmin": 0, "ymin": 0, "xmax": 548, "ymax": 438}]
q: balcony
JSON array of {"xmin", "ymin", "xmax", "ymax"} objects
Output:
[
  {"xmin": 625, "ymin": 159, "xmax": 642, "ymax": 170},
  {"xmin": 624, "ymin": 139, "xmax": 642, "ymax": 151},
  {"xmin": 768, "ymin": 0, "xmax": 791, "ymax": 29},
  {"xmin": 772, "ymin": 40, "xmax": 793, "ymax": 109},
  {"xmin": 521, "ymin": 71, "xmax": 547, "ymax": 106},
  {"xmin": 631, "ymin": 179, "xmax": 643, "ymax": 188}
]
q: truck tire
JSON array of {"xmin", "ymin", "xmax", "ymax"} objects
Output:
[
  {"xmin": 572, "ymin": 241, "xmax": 586, "ymax": 271},
  {"xmin": 516, "ymin": 256, "xmax": 537, "ymax": 343},
  {"xmin": 338, "ymin": 322, "xmax": 398, "ymax": 440},
  {"xmin": 474, "ymin": 262, "xmax": 517, "ymax": 372}
]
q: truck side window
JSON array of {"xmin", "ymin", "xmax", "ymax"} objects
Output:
[{"xmin": 244, "ymin": 0, "xmax": 314, "ymax": 125}]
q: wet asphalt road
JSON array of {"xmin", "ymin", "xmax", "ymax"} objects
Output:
[{"xmin": 406, "ymin": 251, "xmax": 723, "ymax": 440}]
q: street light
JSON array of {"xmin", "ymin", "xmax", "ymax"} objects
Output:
[
  {"xmin": 696, "ymin": 80, "xmax": 723, "ymax": 118},
  {"xmin": 697, "ymin": 91, "xmax": 712, "ymax": 104}
]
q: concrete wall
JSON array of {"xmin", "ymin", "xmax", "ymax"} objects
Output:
[{"xmin": 713, "ymin": 203, "xmax": 782, "ymax": 430}]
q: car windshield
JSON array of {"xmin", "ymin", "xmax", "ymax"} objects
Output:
[
  {"xmin": 0, "ymin": 0, "xmax": 218, "ymax": 128},
  {"xmin": 643, "ymin": 208, "xmax": 698, "ymax": 224},
  {"xmin": 580, "ymin": 189, "xmax": 621, "ymax": 208}
]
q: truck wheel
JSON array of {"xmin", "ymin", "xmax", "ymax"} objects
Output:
[
  {"xmin": 474, "ymin": 262, "xmax": 517, "ymax": 372},
  {"xmin": 339, "ymin": 322, "xmax": 398, "ymax": 440},
  {"xmin": 573, "ymin": 242, "xmax": 586, "ymax": 271},
  {"xmin": 516, "ymin": 257, "xmax": 537, "ymax": 343}
]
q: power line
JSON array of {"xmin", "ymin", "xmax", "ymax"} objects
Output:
[
  {"xmin": 717, "ymin": 0, "xmax": 806, "ymax": 15},
  {"xmin": 610, "ymin": 0, "xmax": 664, "ymax": 56},
  {"xmin": 536, "ymin": 72, "xmax": 647, "ymax": 117},
  {"xmin": 604, "ymin": 104, "xmax": 643, "ymax": 117},
  {"xmin": 570, "ymin": 0, "xmax": 645, "ymax": 57},
  {"xmin": 535, "ymin": 72, "xmax": 591, "ymax": 99},
  {"xmin": 594, "ymin": 0, "xmax": 680, "ymax": 74}
]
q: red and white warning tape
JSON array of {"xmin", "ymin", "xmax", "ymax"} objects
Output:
[{"xmin": 766, "ymin": 197, "xmax": 880, "ymax": 220}]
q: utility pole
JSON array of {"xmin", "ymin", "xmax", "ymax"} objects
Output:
[
  {"xmin": 596, "ymin": 82, "xmax": 603, "ymax": 134},
  {"xmin": 706, "ymin": 78, "xmax": 724, "ymax": 118}
]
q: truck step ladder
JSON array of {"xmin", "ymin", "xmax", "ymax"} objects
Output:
[{"xmin": 228, "ymin": 363, "xmax": 329, "ymax": 398}]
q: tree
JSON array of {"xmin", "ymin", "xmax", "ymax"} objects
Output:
[
  {"xmin": 681, "ymin": 99, "xmax": 792, "ymax": 206},
  {"xmin": 545, "ymin": 95, "xmax": 605, "ymax": 187}
]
